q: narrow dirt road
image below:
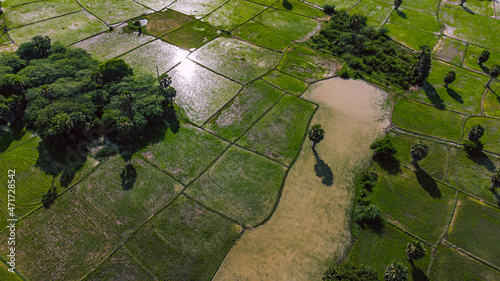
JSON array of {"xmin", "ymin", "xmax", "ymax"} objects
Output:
[{"xmin": 214, "ymin": 78, "xmax": 391, "ymax": 281}]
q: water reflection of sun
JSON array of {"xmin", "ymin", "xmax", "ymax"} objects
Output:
[{"xmin": 175, "ymin": 59, "xmax": 197, "ymax": 80}]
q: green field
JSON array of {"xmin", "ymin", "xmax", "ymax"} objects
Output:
[
  {"xmin": 350, "ymin": 0, "xmax": 393, "ymax": 28},
  {"xmin": 201, "ymin": 0, "xmax": 265, "ymax": 31},
  {"xmin": 463, "ymin": 44, "xmax": 500, "ymax": 75},
  {"xmin": 433, "ymin": 36, "xmax": 466, "ymax": 66},
  {"xmin": 254, "ymin": 8, "xmax": 320, "ymax": 41},
  {"xmin": 384, "ymin": 23, "xmax": 438, "ymax": 50},
  {"xmin": 232, "ymin": 21, "xmax": 293, "ymax": 51},
  {"xmin": 484, "ymin": 81, "xmax": 500, "ymax": 117},
  {"xmin": 162, "ymin": 21, "xmax": 219, "ymax": 50},
  {"xmin": 262, "ymin": 70, "xmax": 310, "ymax": 95}
]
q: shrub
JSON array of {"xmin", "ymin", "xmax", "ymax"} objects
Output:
[
  {"xmin": 385, "ymin": 262, "xmax": 408, "ymax": 281},
  {"xmin": 370, "ymin": 136, "xmax": 397, "ymax": 159},
  {"xmin": 323, "ymin": 262, "xmax": 378, "ymax": 281},
  {"xmin": 463, "ymin": 140, "xmax": 483, "ymax": 154},
  {"xmin": 95, "ymin": 145, "xmax": 119, "ymax": 159},
  {"xmin": 356, "ymin": 189, "xmax": 372, "ymax": 206},
  {"xmin": 478, "ymin": 50, "xmax": 490, "ymax": 65},
  {"xmin": 355, "ymin": 204, "xmax": 382, "ymax": 224},
  {"xmin": 359, "ymin": 171, "xmax": 378, "ymax": 190},
  {"xmin": 490, "ymin": 64, "xmax": 500, "ymax": 77},
  {"xmin": 322, "ymin": 4, "xmax": 336, "ymax": 15},
  {"xmin": 406, "ymin": 241, "xmax": 425, "ymax": 261}
]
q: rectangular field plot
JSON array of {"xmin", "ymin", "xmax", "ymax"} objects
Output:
[
  {"xmin": 201, "ymin": 0, "xmax": 266, "ymax": 31},
  {"xmin": 4, "ymin": 0, "xmax": 81, "ymax": 28},
  {"xmin": 78, "ymin": 0, "xmax": 152, "ymax": 25},
  {"xmin": 75, "ymin": 157, "xmax": 183, "ymax": 235},
  {"xmin": 169, "ymin": 0, "xmax": 227, "ymax": 18},
  {"xmin": 73, "ymin": 24, "xmax": 154, "ymax": 61},
  {"xmin": 1, "ymin": 0, "xmax": 39, "ymax": 8},
  {"xmin": 348, "ymin": 224, "xmax": 432, "ymax": 281},
  {"xmin": 0, "ymin": 192, "xmax": 120, "ymax": 281},
  {"xmin": 442, "ymin": 0, "xmax": 495, "ymax": 17},
  {"xmin": 232, "ymin": 21, "xmax": 293, "ymax": 51},
  {"xmin": 389, "ymin": 8, "xmax": 440, "ymax": 33},
  {"xmin": 0, "ymin": 260, "xmax": 23, "ymax": 280},
  {"xmin": 430, "ymin": 245, "xmax": 500, "ymax": 281},
  {"xmin": 306, "ymin": 0, "xmax": 359, "ymax": 10},
  {"xmin": 262, "ymin": 70, "xmax": 309, "ymax": 95},
  {"xmin": 143, "ymin": 9, "xmax": 194, "ymax": 38},
  {"xmin": 271, "ymin": 0, "xmax": 324, "ymax": 18},
  {"xmin": 162, "ymin": 21, "xmax": 219, "ymax": 50},
  {"xmin": 277, "ymin": 44, "xmax": 342, "ymax": 82},
  {"xmin": 446, "ymin": 195, "xmax": 500, "ymax": 266},
  {"xmin": 136, "ymin": 0, "xmax": 176, "ymax": 11},
  {"xmin": 204, "ymin": 79, "xmax": 284, "ymax": 141},
  {"xmin": 446, "ymin": 148, "xmax": 500, "ymax": 205},
  {"xmin": 373, "ymin": 167, "xmax": 457, "ymax": 243},
  {"xmin": 464, "ymin": 117, "xmax": 500, "ymax": 155},
  {"xmin": 405, "ymin": 61, "xmax": 489, "ymax": 114},
  {"xmin": 399, "ymin": 0, "xmax": 441, "ymax": 14},
  {"xmin": 484, "ymin": 81, "xmax": 500, "ymax": 117},
  {"xmin": 0, "ymin": 32, "xmax": 10, "ymax": 45},
  {"xmin": 168, "ymin": 59, "xmax": 243, "ymax": 125},
  {"xmin": 126, "ymin": 195, "xmax": 242, "ymax": 281},
  {"xmin": 140, "ymin": 123, "xmax": 229, "ymax": 184},
  {"xmin": 237, "ymin": 94, "xmax": 316, "ymax": 165},
  {"xmin": 9, "ymin": 11, "xmax": 108, "ymax": 45},
  {"xmin": 390, "ymin": 133, "xmax": 450, "ymax": 180},
  {"xmin": 254, "ymin": 8, "xmax": 320, "ymax": 42},
  {"xmin": 384, "ymin": 23, "xmax": 438, "ymax": 50},
  {"xmin": 464, "ymin": 44, "xmax": 500, "ymax": 75},
  {"xmin": 433, "ymin": 36, "xmax": 466, "ymax": 66},
  {"xmin": 349, "ymin": 0, "xmax": 393, "ymax": 28},
  {"xmin": 440, "ymin": 6, "xmax": 500, "ymax": 52},
  {"xmin": 186, "ymin": 146, "xmax": 287, "ymax": 227},
  {"xmin": 83, "ymin": 248, "xmax": 153, "ymax": 280},
  {"xmin": 392, "ymin": 97, "xmax": 466, "ymax": 142},
  {"xmin": 189, "ymin": 37, "xmax": 281, "ymax": 84}
]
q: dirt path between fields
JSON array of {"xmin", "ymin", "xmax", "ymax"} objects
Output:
[{"xmin": 214, "ymin": 78, "xmax": 391, "ymax": 281}]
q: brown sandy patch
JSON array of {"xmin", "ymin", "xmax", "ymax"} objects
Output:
[{"xmin": 214, "ymin": 78, "xmax": 390, "ymax": 280}]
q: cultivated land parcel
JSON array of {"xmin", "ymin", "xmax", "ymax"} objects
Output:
[{"xmin": 0, "ymin": 0, "xmax": 499, "ymax": 280}]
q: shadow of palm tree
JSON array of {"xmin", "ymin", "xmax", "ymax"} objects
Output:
[
  {"xmin": 462, "ymin": 6, "xmax": 475, "ymax": 14},
  {"xmin": 467, "ymin": 152, "xmax": 496, "ymax": 172},
  {"xmin": 282, "ymin": 0, "xmax": 293, "ymax": 10},
  {"xmin": 120, "ymin": 163, "xmax": 137, "ymax": 190},
  {"xmin": 446, "ymin": 88, "xmax": 463, "ymax": 103},
  {"xmin": 41, "ymin": 178, "xmax": 57, "ymax": 208},
  {"xmin": 313, "ymin": 149, "xmax": 334, "ymax": 186},
  {"xmin": 415, "ymin": 168, "xmax": 441, "ymax": 198},
  {"xmin": 373, "ymin": 154, "xmax": 402, "ymax": 175},
  {"xmin": 422, "ymin": 81, "xmax": 446, "ymax": 109},
  {"xmin": 396, "ymin": 10, "xmax": 407, "ymax": 18},
  {"xmin": 493, "ymin": 190, "xmax": 500, "ymax": 208},
  {"xmin": 410, "ymin": 260, "xmax": 430, "ymax": 281}
]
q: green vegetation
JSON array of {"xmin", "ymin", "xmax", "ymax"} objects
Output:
[
  {"xmin": 464, "ymin": 117, "xmax": 500, "ymax": 154},
  {"xmin": 254, "ymin": 9, "xmax": 320, "ymax": 41},
  {"xmin": 202, "ymin": 0, "xmax": 265, "ymax": 31},
  {"xmin": 323, "ymin": 263, "xmax": 378, "ymax": 281},
  {"xmin": 83, "ymin": 248, "xmax": 152, "ymax": 280},
  {"xmin": 232, "ymin": 21, "xmax": 293, "ymax": 51},
  {"xmin": 272, "ymin": 0, "xmax": 324, "ymax": 18},
  {"xmin": 141, "ymin": 10, "xmax": 195, "ymax": 37},
  {"xmin": 388, "ymin": 8, "xmax": 440, "ymax": 33},
  {"xmin": 78, "ymin": 0, "xmax": 152, "ymax": 25},
  {"xmin": 384, "ymin": 261, "xmax": 408, "ymax": 281},
  {"xmin": 384, "ymin": 23, "xmax": 438, "ymax": 51},
  {"xmin": 406, "ymin": 241, "xmax": 425, "ymax": 261},
  {"xmin": 3, "ymin": 0, "xmax": 81, "ymax": 28},
  {"xmin": 162, "ymin": 21, "xmax": 219, "ymax": 50},
  {"xmin": 262, "ymin": 70, "xmax": 309, "ymax": 95},
  {"xmin": 464, "ymin": 45, "xmax": 500, "ymax": 74},
  {"xmin": 433, "ymin": 37, "xmax": 466, "ymax": 66},
  {"xmin": 349, "ymin": 0, "xmax": 394, "ymax": 28},
  {"xmin": 308, "ymin": 124, "xmax": 325, "ymax": 150}
]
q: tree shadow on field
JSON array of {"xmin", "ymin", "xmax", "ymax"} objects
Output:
[
  {"xmin": 462, "ymin": 6, "xmax": 475, "ymax": 15},
  {"xmin": 480, "ymin": 64, "xmax": 490, "ymax": 74},
  {"xmin": 282, "ymin": 0, "xmax": 293, "ymax": 10},
  {"xmin": 468, "ymin": 152, "xmax": 496, "ymax": 172},
  {"xmin": 492, "ymin": 190, "xmax": 500, "ymax": 208},
  {"xmin": 0, "ymin": 121, "xmax": 25, "ymax": 153},
  {"xmin": 415, "ymin": 168, "xmax": 441, "ymax": 198},
  {"xmin": 422, "ymin": 81, "xmax": 446, "ymax": 109},
  {"xmin": 313, "ymin": 150, "xmax": 334, "ymax": 186},
  {"xmin": 41, "ymin": 179, "xmax": 57, "ymax": 209},
  {"xmin": 410, "ymin": 260, "xmax": 430, "ymax": 281},
  {"xmin": 396, "ymin": 10, "xmax": 407, "ymax": 19},
  {"xmin": 446, "ymin": 87, "xmax": 463, "ymax": 104},
  {"xmin": 120, "ymin": 163, "xmax": 137, "ymax": 190},
  {"xmin": 373, "ymin": 154, "xmax": 402, "ymax": 175}
]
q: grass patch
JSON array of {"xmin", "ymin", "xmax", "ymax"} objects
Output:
[
  {"xmin": 119, "ymin": 39, "xmax": 189, "ymax": 76},
  {"xmin": 83, "ymin": 248, "xmax": 153, "ymax": 280},
  {"xmin": 262, "ymin": 70, "xmax": 309, "ymax": 95},
  {"xmin": 446, "ymin": 147, "xmax": 500, "ymax": 205},
  {"xmin": 186, "ymin": 146, "xmax": 287, "ymax": 227},
  {"xmin": 0, "ymin": 191, "xmax": 119, "ymax": 281},
  {"xmin": 9, "ymin": 11, "xmax": 108, "ymax": 45},
  {"xmin": 463, "ymin": 117, "xmax": 500, "ymax": 155},
  {"xmin": 384, "ymin": 22, "xmax": 438, "ymax": 50},
  {"xmin": 201, "ymin": 0, "xmax": 266, "ymax": 31},
  {"xmin": 484, "ymin": 81, "xmax": 500, "ymax": 117},
  {"xmin": 143, "ymin": 10, "xmax": 195, "ymax": 37},
  {"xmin": 447, "ymin": 195, "xmax": 500, "ymax": 266},
  {"xmin": 348, "ymin": 223, "xmax": 432, "ymax": 281},
  {"xmin": 433, "ymin": 36, "xmax": 466, "ymax": 66},
  {"xmin": 373, "ymin": 167, "xmax": 456, "ymax": 243},
  {"xmin": 126, "ymin": 195, "xmax": 242, "ymax": 281},
  {"xmin": 75, "ymin": 156, "xmax": 183, "ymax": 236},
  {"xmin": 237, "ymin": 94, "xmax": 316, "ymax": 165},
  {"xmin": 389, "ymin": 8, "xmax": 440, "ymax": 33},
  {"xmin": 405, "ymin": 60, "xmax": 489, "ymax": 114},
  {"xmin": 306, "ymin": 0, "xmax": 359, "ymax": 9},
  {"xmin": 168, "ymin": 59, "xmax": 243, "ymax": 124},
  {"xmin": 140, "ymin": 123, "xmax": 228, "ymax": 184},
  {"xmin": 0, "ymin": 261, "xmax": 23, "ymax": 280},
  {"xmin": 254, "ymin": 8, "xmax": 320, "ymax": 41},
  {"xmin": 442, "ymin": 0, "xmax": 495, "ymax": 17},
  {"xmin": 0, "ymin": 125, "xmax": 35, "ymax": 153},
  {"xmin": 430, "ymin": 244, "xmax": 500, "ymax": 281},
  {"xmin": 232, "ymin": 21, "xmax": 293, "ymax": 51},
  {"xmin": 78, "ymin": 0, "xmax": 152, "ymax": 25},
  {"xmin": 398, "ymin": 0, "xmax": 441, "ymax": 14},
  {"xmin": 4, "ymin": 0, "xmax": 81, "ymax": 28},
  {"xmin": 271, "ymin": 0, "xmax": 324, "ymax": 18},
  {"xmin": 0, "ymin": 32, "xmax": 10, "ymax": 46},
  {"xmin": 463, "ymin": 44, "xmax": 500, "ymax": 75},
  {"xmin": 162, "ymin": 21, "xmax": 219, "ymax": 50},
  {"xmin": 277, "ymin": 44, "xmax": 342, "ymax": 82},
  {"xmin": 1, "ymin": 0, "xmax": 37, "ymax": 8},
  {"xmin": 349, "ymin": 0, "xmax": 394, "ymax": 28},
  {"xmin": 189, "ymin": 37, "xmax": 281, "ymax": 84},
  {"xmin": 169, "ymin": 0, "xmax": 228, "ymax": 18},
  {"xmin": 392, "ymin": 97, "xmax": 466, "ymax": 142},
  {"xmin": 135, "ymin": 0, "xmax": 176, "ymax": 11},
  {"xmin": 204, "ymin": 79, "xmax": 284, "ymax": 141},
  {"xmin": 440, "ymin": 6, "xmax": 500, "ymax": 52},
  {"xmin": 73, "ymin": 24, "xmax": 154, "ymax": 61}
]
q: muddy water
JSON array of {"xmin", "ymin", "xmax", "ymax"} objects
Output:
[{"xmin": 214, "ymin": 78, "xmax": 390, "ymax": 281}]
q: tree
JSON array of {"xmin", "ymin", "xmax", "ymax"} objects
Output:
[
  {"xmin": 309, "ymin": 124, "xmax": 325, "ymax": 150},
  {"xmin": 385, "ymin": 262, "xmax": 408, "ymax": 281},
  {"xmin": 478, "ymin": 50, "xmax": 490, "ymax": 65},
  {"xmin": 406, "ymin": 241, "xmax": 425, "ymax": 261},
  {"xmin": 322, "ymin": 4, "xmax": 335, "ymax": 15},
  {"xmin": 96, "ymin": 59, "xmax": 133, "ymax": 84},
  {"xmin": 354, "ymin": 204, "xmax": 382, "ymax": 225},
  {"xmin": 323, "ymin": 263, "xmax": 378, "ymax": 281},
  {"xmin": 468, "ymin": 124, "xmax": 485, "ymax": 142},
  {"xmin": 491, "ymin": 169, "xmax": 500, "ymax": 191},
  {"xmin": 41, "ymin": 85, "xmax": 56, "ymax": 113},
  {"xmin": 460, "ymin": 0, "xmax": 467, "ymax": 6},
  {"xmin": 444, "ymin": 70, "xmax": 456, "ymax": 88},
  {"xmin": 370, "ymin": 136, "xmax": 397, "ymax": 160},
  {"xmin": 412, "ymin": 45, "xmax": 432, "ymax": 85},
  {"xmin": 15, "ymin": 35, "xmax": 51, "ymax": 61},
  {"xmin": 411, "ymin": 141, "xmax": 429, "ymax": 162},
  {"xmin": 490, "ymin": 65, "xmax": 500, "ymax": 77},
  {"xmin": 463, "ymin": 140, "xmax": 483, "ymax": 154},
  {"xmin": 394, "ymin": 0, "xmax": 403, "ymax": 10}
]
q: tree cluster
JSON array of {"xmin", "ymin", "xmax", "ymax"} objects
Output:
[
  {"xmin": 463, "ymin": 124, "xmax": 485, "ymax": 155},
  {"xmin": 309, "ymin": 9, "xmax": 431, "ymax": 89},
  {"xmin": 323, "ymin": 263, "xmax": 379, "ymax": 281},
  {"xmin": 0, "ymin": 36, "xmax": 177, "ymax": 151}
]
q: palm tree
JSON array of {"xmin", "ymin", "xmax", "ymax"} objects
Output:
[
  {"xmin": 411, "ymin": 141, "xmax": 429, "ymax": 163},
  {"xmin": 491, "ymin": 169, "xmax": 500, "ymax": 191},
  {"xmin": 385, "ymin": 262, "xmax": 408, "ymax": 281},
  {"xmin": 308, "ymin": 124, "xmax": 325, "ymax": 150},
  {"xmin": 394, "ymin": 0, "xmax": 402, "ymax": 10},
  {"xmin": 478, "ymin": 50, "xmax": 490, "ymax": 65},
  {"xmin": 406, "ymin": 241, "xmax": 425, "ymax": 261},
  {"xmin": 444, "ymin": 71, "xmax": 456, "ymax": 88}
]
